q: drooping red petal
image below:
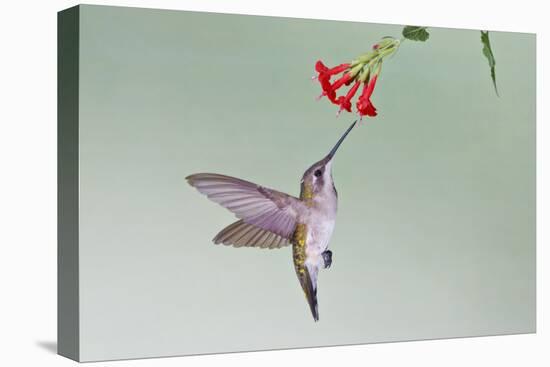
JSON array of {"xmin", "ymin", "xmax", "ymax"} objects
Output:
[
  {"xmin": 338, "ymin": 81, "xmax": 361, "ymax": 113},
  {"xmin": 321, "ymin": 81, "xmax": 337, "ymax": 103},
  {"xmin": 365, "ymin": 101, "xmax": 378, "ymax": 116},
  {"xmin": 357, "ymin": 97, "xmax": 377, "ymax": 117},
  {"xmin": 315, "ymin": 60, "xmax": 329, "ymax": 73},
  {"xmin": 315, "ymin": 61, "xmax": 352, "ymax": 105},
  {"xmin": 318, "ymin": 73, "xmax": 353, "ymax": 106},
  {"xmin": 356, "ymin": 81, "xmax": 378, "ymax": 117},
  {"xmin": 315, "ymin": 61, "xmax": 350, "ymax": 77}
]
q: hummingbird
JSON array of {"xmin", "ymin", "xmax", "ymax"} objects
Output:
[{"xmin": 186, "ymin": 121, "xmax": 356, "ymax": 321}]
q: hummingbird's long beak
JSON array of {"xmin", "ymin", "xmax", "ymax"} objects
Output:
[{"xmin": 326, "ymin": 120, "xmax": 357, "ymax": 161}]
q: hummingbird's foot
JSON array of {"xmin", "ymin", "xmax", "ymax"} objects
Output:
[{"xmin": 322, "ymin": 250, "xmax": 332, "ymax": 269}]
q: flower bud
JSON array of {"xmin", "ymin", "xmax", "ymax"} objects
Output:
[
  {"xmin": 373, "ymin": 37, "xmax": 397, "ymax": 50},
  {"xmin": 358, "ymin": 66, "xmax": 371, "ymax": 83},
  {"xmin": 353, "ymin": 50, "xmax": 377, "ymax": 65},
  {"xmin": 347, "ymin": 63, "xmax": 364, "ymax": 79}
]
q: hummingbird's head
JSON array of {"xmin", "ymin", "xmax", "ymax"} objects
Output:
[{"xmin": 301, "ymin": 121, "xmax": 356, "ymax": 199}]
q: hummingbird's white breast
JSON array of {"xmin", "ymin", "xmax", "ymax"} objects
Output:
[
  {"xmin": 305, "ymin": 216, "xmax": 335, "ymax": 267},
  {"xmin": 304, "ymin": 192, "xmax": 338, "ymax": 269}
]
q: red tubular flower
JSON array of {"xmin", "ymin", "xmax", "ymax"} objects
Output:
[
  {"xmin": 314, "ymin": 36, "xmax": 400, "ymax": 119},
  {"xmin": 337, "ymin": 80, "xmax": 361, "ymax": 113},
  {"xmin": 319, "ymin": 77, "xmax": 337, "ymax": 103},
  {"xmin": 314, "ymin": 59, "xmax": 379, "ymax": 117},
  {"xmin": 315, "ymin": 60, "xmax": 329, "ymax": 73},
  {"xmin": 315, "ymin": 61, "xmax": 350, "ymax": 75},
  {"xmin": 356, "ymin": 74, "xmax": 378, "ymax": 117},
  {"xmin": 357, "ymin": 98, "xmax": 377, "ymax": 117},
  {"xmin": 315, "ymin": 60, "xmax": 351, "ymax": 104},
  {"xmin": 330, "ymin": 73, "xmax": 352, "ymax": 92}
]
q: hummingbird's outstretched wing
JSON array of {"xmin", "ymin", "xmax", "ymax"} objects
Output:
[
  {"xmin": 213, "ymin": 220, "xmax": 290, "ymax": 249},
  {"xmin": 186, "ymin": 173, "xmax": 306, "ymax": 240}
]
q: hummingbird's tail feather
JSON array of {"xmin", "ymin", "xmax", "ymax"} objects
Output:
[
  {"xmin": 213, "ymin": 220, "xmax": 291, "ymax": 249},
  {"xmin": 299, "ymin": 265, "xmax": 319, "ymax": 322}
]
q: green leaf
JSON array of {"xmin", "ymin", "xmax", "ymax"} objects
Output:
[
  {"xmin": 402, "ymin": 26, "xmax": 430, "ymax": 42},
  {"xmin": 480, "ymin": 31, "xmax": 499, "ymax": 96}
]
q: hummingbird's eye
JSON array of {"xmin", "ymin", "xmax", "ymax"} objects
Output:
[{"xmin": 314, "ymin": 169, "xmax": 322, "ymax": 177}]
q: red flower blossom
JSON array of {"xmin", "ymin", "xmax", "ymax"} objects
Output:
[
  {"xmin": 313, "ymin": 37, "xmax": 400, "ymax": 119},
  {"xmin": 315, "ymin": 61, "xmax": 350, "ymax": 77},
  {"xmin": 356, "ymin": 74, "xmax": 378, "ymax": 117},
  {"xmin": 315, "ymin": 61, "xmax": 351, "ymax": 104},
  {"xmin": 331, "ymin": 72, "xmax": 352, "ymax": 91},
  {"xmin": 337, "ymin": 80, "xmax": 361, "ymax": 114},
  {"xmin": 319, "ymin": 77, "xmax": 337, "ymax": 103}
]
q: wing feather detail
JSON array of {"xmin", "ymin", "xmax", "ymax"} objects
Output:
[
  {"xmin": 186, "ymin": 173, "xmax": 305, "ymax": 240},
  {"xmin": 213, "ymin": 220, "xmax": 291, "ymax": 249}
]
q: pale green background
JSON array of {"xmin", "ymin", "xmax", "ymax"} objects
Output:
[{"xmin": 77, "ymin": 4, "xmax": 535, "ymax": 361}]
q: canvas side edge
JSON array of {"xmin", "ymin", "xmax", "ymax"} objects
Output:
[{"xmin": 57, "ymin": 5, "xmax": 80, "ymax": 362}]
